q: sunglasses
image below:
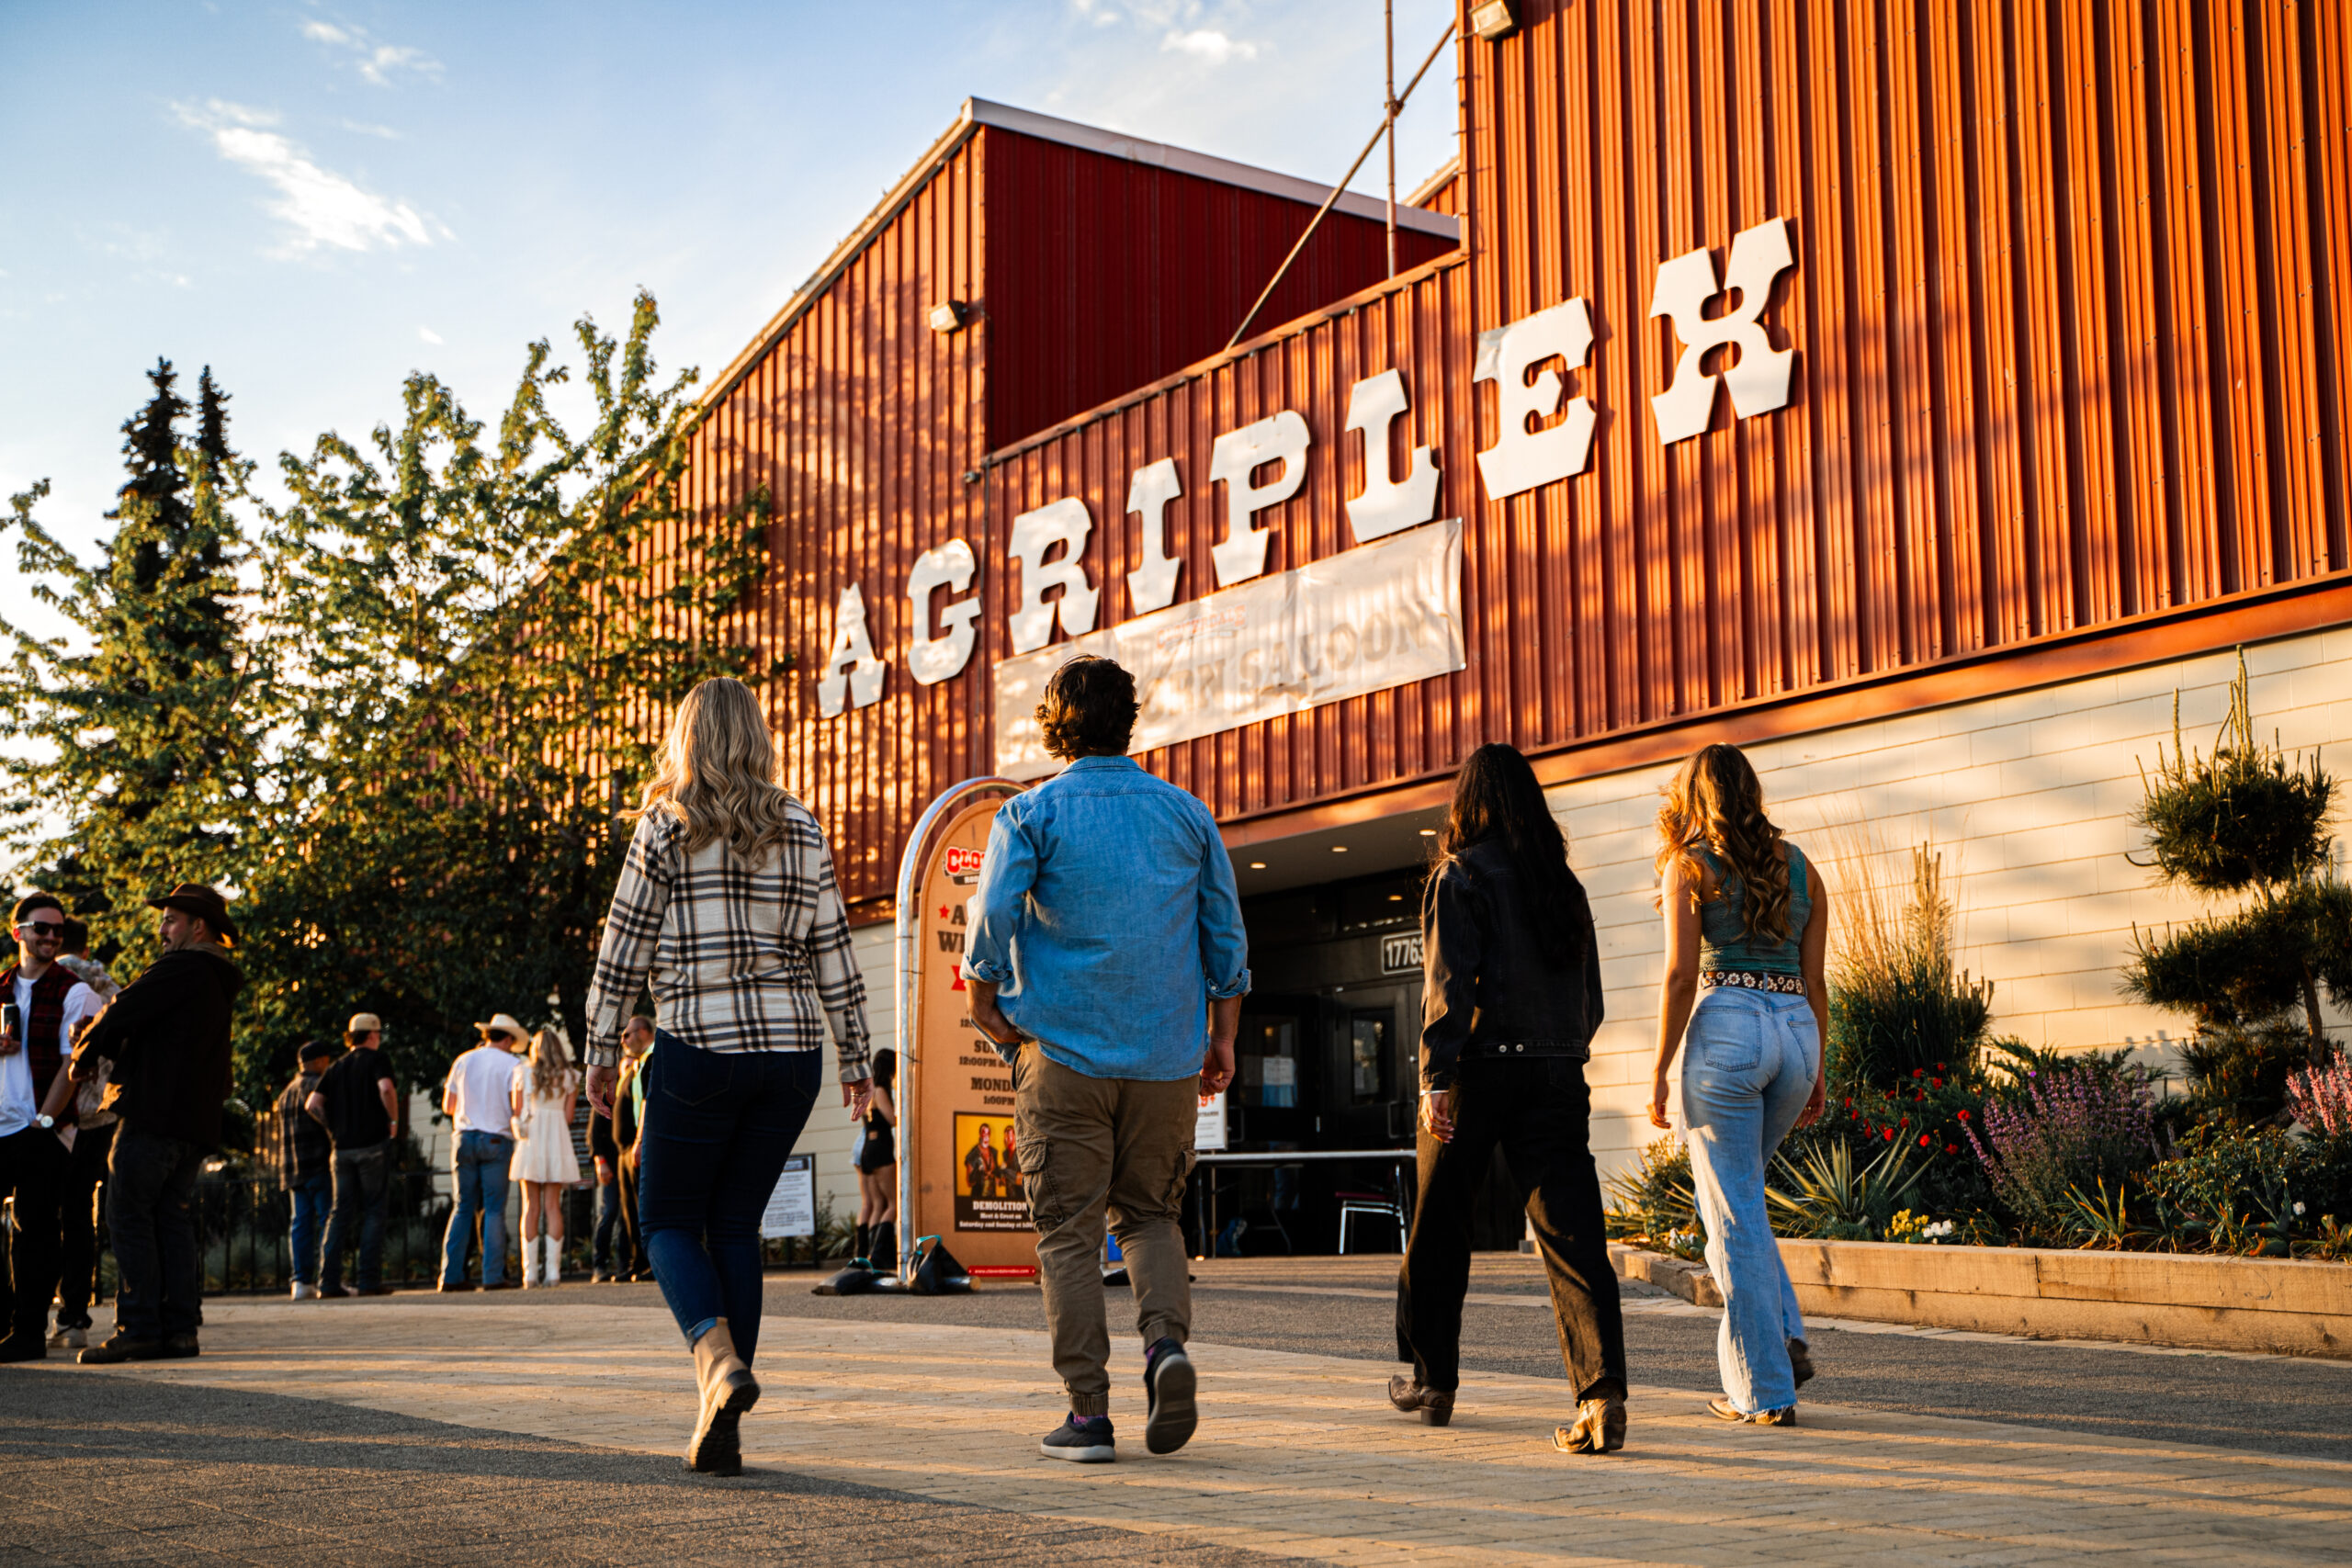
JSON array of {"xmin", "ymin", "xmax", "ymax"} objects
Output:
[{"xmin": 18, "ymin": 921, "xmax": 64, "ymax": 939}]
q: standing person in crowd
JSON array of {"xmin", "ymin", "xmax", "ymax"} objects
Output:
[
  {"xmin": 49, "ymin": 917, "xmax": 119, "ymax": 1346},
  {"xmin": 1390, "ymin": 745, "xmax": 1628, "ymax": 1452},
  {"xmin": 853, "ymin": 1047, "xmax": 898, "ymax": 1269},
  {"xmin": 439, "ymin": 1015, "xmax": 525, "ymax": 1292},
  {"xmin": 510, "ymin": 1024, "xmax": 581, "ymax": 1288},
  {"xmin": 582, "ymin": 678, "xmax": 874, "ymax": 1476},
  {"xmin": 0, "ymin": 894, "xmax": 99, "ymax": 1361},
  {"xmin": 609, "ymin": 1016, "xmax": 654, "ymax": 1282},
  {"xmin": 963, "ymin": 655, "xmax": 1246, "ymax": 1465},
  {"xmin": 1648, "ymin": 742, "xmax": 1831, "ymax": 1427},
  {"xmin": 308, "ymin": 1013, "xmax": 400, "ymax": 1299},
  {"xmin": 274, "ymin": 1041, "xmax": 338, "ymax": 1300},
  {"xmin": 587, "ymin": 1021, "xmax": 628, "ymax": 1281},
  {"xmin": 71, "ymin": 885, "xmax": 241, "ymax": 1364}
]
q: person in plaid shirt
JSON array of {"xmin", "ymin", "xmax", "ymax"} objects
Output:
[{"xmin": 582, "ymin": 677, "xmax": 874, "ymax": 1478}]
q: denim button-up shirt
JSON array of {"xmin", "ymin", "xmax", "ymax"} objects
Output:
[{"xmin": 961, "ymin": 755, "xmax": 1250, "ymax": 1082}]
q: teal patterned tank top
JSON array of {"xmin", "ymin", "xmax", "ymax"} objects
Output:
[{"xmin": 1693, "ymin": 843, "xmax": 1811, "ymax": 976}]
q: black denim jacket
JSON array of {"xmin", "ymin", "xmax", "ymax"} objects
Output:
[{"xmin": 1419, "ymin": 840, "xmax": 1605, "ymax": 1091}]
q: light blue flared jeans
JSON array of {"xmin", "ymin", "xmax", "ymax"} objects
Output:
[{"xmin": 1680, "ymin": 987, "xmax": 1817, "ymax": 1414}]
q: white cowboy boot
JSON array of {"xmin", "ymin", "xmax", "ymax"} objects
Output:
[
  {"xmin": 543, "ymin": 1235, "xmax": 562, "ymax": 1286},
  {"xmin": 521, "ymin": 1240, "xmax": 541, "ymax": 1288}
]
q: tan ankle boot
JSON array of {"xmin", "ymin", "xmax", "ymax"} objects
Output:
[{"xmin": 686, "ymin": 1319, "xmax": 760, "ymax": 1474}]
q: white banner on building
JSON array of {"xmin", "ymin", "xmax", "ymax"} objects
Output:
[{"xmin": 993, "ymin": 516, "xmax": 1464, "ymax": 779}]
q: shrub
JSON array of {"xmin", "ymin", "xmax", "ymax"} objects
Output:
[
  {"xmin": 1767, "ymin": 1138, "xmax": 1926, "ymax": 1241},
  {"xmin": 1825, "ymin": 846, "xmax": 1994, "ymax": 1089},
  {"xmin": 2142, "ymin": 1123, "xmax": 2302, "ymax": 1256},
  {"xmin": 2177, "ymin": 1021, "xmax": 2315, "ymax": 1125},
  {"xmin": 1603, "ymin": 1136, "xmax": 1699, "ymax": 1253},
  {"xmin": 1965, "ymin": 1062, "xmax": 2162, "ymax": 1239},
  {"xmin": 2288, "ymin": 1050, "xmax": 2352, "ymax": 1136},
  {"xmin": 1790, "ymin": 1066, "xmax": 1996, "ymax": 1224}
]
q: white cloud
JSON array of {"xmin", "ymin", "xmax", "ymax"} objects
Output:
[
  {"xmin": 418, "ymin": 326, "xmax": 443, "ymax": 344},
  {"xmin": 177, "ymin": 103, "xmax": 435, "ymax": 255},
  {"xmin": 299, "ymin": 16, "xmax": 443, "ymax": 86},
  {"xmin": 1162, "ymin": 28, "xmax": 1259, "ymax": 63},
  {"xmin": 341, "ymin": 119, "xmax": 402, "ymax": 140}
]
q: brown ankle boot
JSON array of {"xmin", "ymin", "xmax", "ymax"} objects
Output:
[
  {"xmin": 1386, "ymin": 1374, "xmax": 1456, "ymax": 1427},
  {"xmin": 1553, "ymin": 1395, "xmax": 1626, "ymax": 1453},
  {"xmin": 686, "ymin": 1320, "xmax": 760, "ymax": 1474}
]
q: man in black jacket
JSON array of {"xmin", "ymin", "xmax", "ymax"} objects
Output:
[{"xmin": 71, "ymin": 884, "xmax": 243, "ymax": 1365}]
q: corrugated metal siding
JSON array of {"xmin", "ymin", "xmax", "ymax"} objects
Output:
[
  {"xmin": 981, "ymin": 127, "xmax": 1456, "ymax": 446},
  {"xmin": 984, "ymin": 258, "xmax": 1479, "ymax": 819},
  {"xmin": 661, "ymin": 0, "xmax": 2350, "ymax": 906},
  {"xmin": 1457, "ymin": 0, "xmax": 2350, "ymax": 737}
]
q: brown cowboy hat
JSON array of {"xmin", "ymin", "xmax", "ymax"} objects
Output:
[{"xmin": 147, "ymin": 882, "xmax": 237, "ymax": 941}]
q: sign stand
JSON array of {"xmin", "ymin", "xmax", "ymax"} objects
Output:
[{"xmin": 891, "ymin": 775, "xmax": 1023, "ymax": 1281}]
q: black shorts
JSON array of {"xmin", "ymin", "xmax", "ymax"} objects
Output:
[{"xmin": 856, "ymin": 1128, "xmax": 897, "ymax": 1173}]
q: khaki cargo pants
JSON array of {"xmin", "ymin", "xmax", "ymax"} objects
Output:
[{"xmin": 1013, "ymin": 1044, "xmax": 1197, "ymax": 1416}]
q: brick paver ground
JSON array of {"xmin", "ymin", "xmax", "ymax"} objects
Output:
[{"xmin": 14, "ymin": 1294, "xmax": 2349, "ymax": 1565}]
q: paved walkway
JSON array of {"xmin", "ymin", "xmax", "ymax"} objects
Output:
[{"xmin": 15, "ymin": 1296, "xmax": 2351, "ymax": 1565}]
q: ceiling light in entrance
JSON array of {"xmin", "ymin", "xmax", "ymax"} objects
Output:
[
  {"xmin": 1248, "ymin": 862, "xmax": 1266, "ymax": 870},
  {"xmin": 1419, "ymin": 829, "xmax": 1436, "ymax": 837},
  {"xmin": 1330, "ymin": 844, "xmax": 1349, "ymax": 852}
]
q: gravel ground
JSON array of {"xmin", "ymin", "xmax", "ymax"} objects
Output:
[{"xmin": 0, "ymin": 1369, "xmax": 1302, "ymax": 1567}]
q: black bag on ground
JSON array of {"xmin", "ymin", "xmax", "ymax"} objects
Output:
[
  {"xmin": 910, "ymin": 1235, "xmax": 972, "ymax": 1295},
  {"xmin": 811, "ymin": 1263, "xmax": 882, "ymax": 1296}
]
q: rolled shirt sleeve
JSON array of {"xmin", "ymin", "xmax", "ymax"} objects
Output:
[
  {"xmin": 959, "ymin": 811, "xmax": 1035, "ymax": 990},
  {"xmin": 1193, "ymin": 810, "xmax": 1251, "ymax": 1001},
  {"xmin": 582, "ymin": 815, "xmax": 673, "ymax": 1068}
]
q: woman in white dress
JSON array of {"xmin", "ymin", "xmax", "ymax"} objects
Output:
[{"xmin": 510, "ymin": 1026, "xmax": 582, "ymax": 1286}]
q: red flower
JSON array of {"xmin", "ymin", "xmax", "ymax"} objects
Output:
[
  {"xmin": 1958, "ymin": 1109, "xmax": 1971, "ymax": 1122},
  {"xmin": 1912, "ymin": 1068, "xmax": 1925, "ymax": 1079},
  {"xmin": 1883, "ymin": 1128, "xmax": 1896, "ymax": 1142},
  {"xmin": 1918, "ymin": 1134, "xmax": 1931, "ymax": 1147},
  {"xmin": 1844, "ymin": 1098, "xmax": 1853, "ymax": 1110},
  {"xmin": 1930, "ymin": 1077, "xmax": 1943, "ymax": 1089},
  {"xmin": 1900, "ymin": 1117, "xmax": 1910, "ymax": 1126},
  {"xmin": 1944, "ymin": 1143, "xmax": 1959, "ymax": 1154}
]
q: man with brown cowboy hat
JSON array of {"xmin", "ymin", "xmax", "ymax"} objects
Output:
[
  {"xmin": 71, "ymin": 883, "xmax": 243, "ymax": 1364},
  {"xmin": 438, "ymin": 1012, "xmax": 528, "ymax": 1292}
]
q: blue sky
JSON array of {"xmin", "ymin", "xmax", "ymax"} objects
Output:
[{"xmin": 1, "ymin": 0, "xmax": 1459, "ymax": 634}]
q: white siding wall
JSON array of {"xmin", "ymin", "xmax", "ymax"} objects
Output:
[
  {"xmin": 1557, "ymin": 626, "xmax": 2352, "ymax": 1177},
  {"xmin": 798, "ymin": 919, "xmax": 901, "ymax": 1228}
]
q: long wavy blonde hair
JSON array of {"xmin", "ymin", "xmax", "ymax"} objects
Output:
[
  {"xmin": 527, "ymin": 1025, "xmax": 573, "ymax": 1099},
  {"xmin": 628, "ymin": 677, "xmax": 800, "ymax": 859},
  {"xmin": 1654, "ymin": 742, "xmax": 1794, "ymax": 944}
]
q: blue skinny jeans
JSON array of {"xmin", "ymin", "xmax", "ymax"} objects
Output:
[
  {"xmin": 638, "ymin": 1032, "xmax": 820, "ymax": 1360},
  {"xmin": 1680, "ymin": 987, "xmax": 1816, "ymax": 1415},
  {"xmin": 288, "ymin": 1172, "xmax": 332, "ymax": 1285}
]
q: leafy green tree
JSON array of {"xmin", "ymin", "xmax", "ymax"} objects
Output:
[
  {"xmin": 2125, "ymin": 652, "xmax": 2352, "ymax": 1118},
  {"xmin": 0, "ymin": 361, "xmax": 264, "ymax": 967},
  {"xmin": 237, "ymin": 291, "xmax": 778, "ymax": 1099}
]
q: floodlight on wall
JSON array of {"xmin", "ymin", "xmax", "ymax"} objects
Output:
[
  {"xmin": 928, "ymin": 300, "xmax": 970, "ymax": 333},
  {"xmin": 1469, "ymin": 0, "xmax": 1520, "ymax": 40}
]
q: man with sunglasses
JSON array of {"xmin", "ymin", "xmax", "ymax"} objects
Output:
[{"xmin": 0, "ymin": 894, "xmax": 101, "ymax": 1361}]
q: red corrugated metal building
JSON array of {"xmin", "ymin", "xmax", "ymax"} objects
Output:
[{"xmin": 672, "ymin": 2, "xmax": 2352, "ymax": 1228}]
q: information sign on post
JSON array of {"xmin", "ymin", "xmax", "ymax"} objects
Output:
[{"xmin": 759, "ymin": 1153, "xmax": 816, "ymax": 1239}]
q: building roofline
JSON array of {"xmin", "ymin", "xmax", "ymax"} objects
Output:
[
  {"xmin": 1404, "ymin": 153, "xmax": 1462, "ymax": 209},
  {"xmin": 695, "ymin": 97, "xmax": 1462, "ymax": 420}
]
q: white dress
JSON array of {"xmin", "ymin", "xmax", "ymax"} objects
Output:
[{"xmin": 508, "ymin": 1064, "xmax": 582, "ymax": 1183}]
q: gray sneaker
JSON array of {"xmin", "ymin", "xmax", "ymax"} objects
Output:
[
  {"xmin": 1142, "ymin": 1338, "xmax": 1197, "ymax": 1455},
  {"xmin": 1040, "ymin": 1413, "xmax": 1115, "ymax": 1463}
]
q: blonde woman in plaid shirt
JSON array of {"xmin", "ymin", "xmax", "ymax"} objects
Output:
[{"xmin": 583, "ymin": 678, "xmax": 875, "ymax": 1476}]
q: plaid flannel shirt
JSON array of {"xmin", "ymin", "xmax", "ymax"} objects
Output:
[{"xmin": 582, "ymin": 801, "xmax": 874, "ymax": 1080}]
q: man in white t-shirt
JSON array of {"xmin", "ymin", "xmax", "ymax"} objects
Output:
[
  {"xmin": 438, "ymin": 1013, "xmax": 527, "ymax": 1292},
  {"xmin": 0, "ymin": 894, "xmax": 99, "ymax": 1360}
]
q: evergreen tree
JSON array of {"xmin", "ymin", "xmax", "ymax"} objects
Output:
[
  {"xmin": 2124, "ymin": 653, "xmax": 2352, "ymax": 1120},
  {"xmin": 0, "ymin": 363, "xmax": 263, "ymax": 966}
]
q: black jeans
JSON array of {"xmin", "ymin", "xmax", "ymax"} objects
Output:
[
  {"xmin": 1396, "ymin": 1055, "xmax": 1627, "ymax": 1403},
  {"xmin": 57, "ymin": 1122, "xmax": 116, "ymax": 1326},
  {"xmin": 108, "ymin": 1126, "xmax": 206, "ymax": 1342},
  {"xmin": 0, "ymin": 1123, "xmax": 68, "ymax": 1338},
  {"xmin": 321, "ymin": 1144, "xmax": 390, "ymax": 1291}
]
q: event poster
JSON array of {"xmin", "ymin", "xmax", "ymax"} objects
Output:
[
  {"xmin": 905, "ymin": 791, "xmax": 1040, "ymax": 1266},
  {"xmin": 952, "ymin": 1111, "xmax": 1031, "ymax": 1230}
]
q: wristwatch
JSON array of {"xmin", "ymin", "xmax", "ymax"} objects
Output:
[{"xmin": 34, "ymin": 1113, "xmax": 54, "ymax": 1130}]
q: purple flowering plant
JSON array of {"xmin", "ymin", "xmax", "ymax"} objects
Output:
[{"xmin": 1964, "ymin": 1062, "xmax": 2163, "ymax": 1237}]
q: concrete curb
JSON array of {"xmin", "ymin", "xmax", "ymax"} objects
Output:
[{"xmin": 1608, "ymin": 1241, "xmax": 1724, "ymax": 1308}]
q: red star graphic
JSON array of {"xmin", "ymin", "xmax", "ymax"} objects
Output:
[{"xmin": 938, "ymin": 904, "xmax": 950, "ymax": 919}]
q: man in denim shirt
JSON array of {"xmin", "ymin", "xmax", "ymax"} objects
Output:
[{"xmin": 964, "ymin": 656, "xmax": 1248, "ymax": 1465}]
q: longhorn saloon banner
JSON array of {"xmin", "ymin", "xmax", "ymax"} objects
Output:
[{"xmin": 991, "ymin": 516, "xmax": 1464, "ymax": 780}]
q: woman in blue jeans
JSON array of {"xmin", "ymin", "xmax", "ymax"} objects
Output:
[
  {"xmin": 1647, "ymin": 743, "xmax": 1832, "ymax": 1426},
  {"xmin": 582, "ymin": 678, "xmax": 875, "ymax": 1475}
]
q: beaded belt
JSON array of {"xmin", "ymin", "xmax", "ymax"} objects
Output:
[{"xmin": 1699, "ymin": 970, "xmax": 1804, "ymax": 995}]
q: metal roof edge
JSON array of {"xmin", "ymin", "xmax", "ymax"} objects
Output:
[
  {"xmin": 1403, "ymin": 153, "xmax": 1463, "ymax": 209},
  {"xmin": 694, "ymin": 97, "xmax": 1462, "ymax": 425},
  {"xmin": 967, "ymin": 98, "xmax": 1461, "ymax": 242}
]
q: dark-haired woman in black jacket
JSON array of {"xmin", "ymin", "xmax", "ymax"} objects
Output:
[{"xmin": 1391, "ymin": 743, "xmax": 1628, "ymax": 1453}]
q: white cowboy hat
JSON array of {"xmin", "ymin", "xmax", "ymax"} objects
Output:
[{"xmin": 475, "ymin": 1012, "xmax": 528, "ymax": 1042}]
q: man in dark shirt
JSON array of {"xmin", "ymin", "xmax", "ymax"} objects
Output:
[
  {"xmin": 72, "ymin": 884, "xmax": 243, "ymax": 1364},
  {"xmin": 307, "ymin": 1013, "xmax": 399, "ymax": 1297},
  {"xmin": 588, "ymin": 1017, "xmax": 650, "ymax": 1281},
  {"xmin": 274, "ymin": 1041, "xmax": 337, "ymax": 1299}
]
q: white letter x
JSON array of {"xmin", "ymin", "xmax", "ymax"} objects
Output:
[{"xmin": 1648, "ymin": 217, "xmax": 1795, "ymax": 446}]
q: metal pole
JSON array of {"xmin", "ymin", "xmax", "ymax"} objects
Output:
[
  {"xmin": 1385, "ymin": 0, "xmax": 1397, "ymax": 280},
  {"xmin": 1227, "ymin": 19, "xmax": 1454, "ymax": 352}
]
